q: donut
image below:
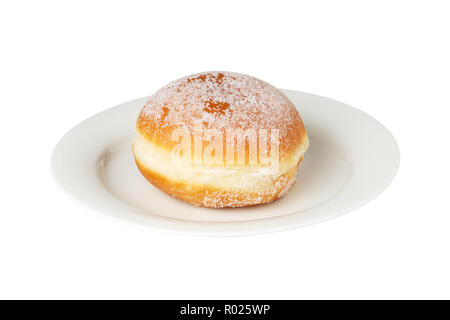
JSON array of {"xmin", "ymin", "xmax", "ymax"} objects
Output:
[{"xmin": 132, "ymin": 71, "xmax": 309, "ymax": 208}]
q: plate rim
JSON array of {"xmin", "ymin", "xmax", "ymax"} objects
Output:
[{"xmin": 51, "ymin": 89, "xmax": 400, "ymax": 237}]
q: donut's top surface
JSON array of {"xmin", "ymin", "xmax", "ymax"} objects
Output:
[{"xmin": 137, "ymin": 71, "xmax": 308, "ymax": 160}]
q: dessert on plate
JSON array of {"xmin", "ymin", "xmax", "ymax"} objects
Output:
[{"xmin": 132, "ymin": 71, "xmax": 309, "ymax": 208}]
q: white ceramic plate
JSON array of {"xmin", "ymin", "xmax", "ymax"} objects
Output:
[{"xmin": 51, "ymin": 90, "xmax": 400, "ymax": 236}]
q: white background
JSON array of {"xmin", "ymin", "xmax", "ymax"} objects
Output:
[{"xmin": 1, "ymin": 0, "xmax": 449, "ymax": 299}]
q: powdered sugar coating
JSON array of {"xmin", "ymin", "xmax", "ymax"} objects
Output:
[{"xmin": 138, "ymin": 71, "xmax": 306, "ymax": 157}]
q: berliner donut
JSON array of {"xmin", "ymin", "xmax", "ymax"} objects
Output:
[{"xmin": 132, "ymin": 71, "xmax": 309, "ymax": 208}]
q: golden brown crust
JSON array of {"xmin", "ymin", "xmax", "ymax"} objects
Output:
[
  {"xmin": 136, "ymin": 71, "xmax": 308, "ymax": 162},
  {"xmin": 134, "ymin": 155, "xmax": 303, "ymax": 208}
]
